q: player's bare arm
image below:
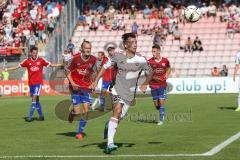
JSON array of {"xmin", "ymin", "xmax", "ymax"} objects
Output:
[
  {"xmin": 140, "ymin": 69, "xmax": 153, "ymax": 93},
  {"xmin": 49, "ymin": 63, "xmax": 63, "ymax": 67},
  {"xmin": 90, "ymin": 66, "xmax": 107, "ymax": 89},
  {"xmin": 67, "ymin": 72, "xmax": 79, "ymax": 90},
  {"xmin": 1, "ymin": 65, "xmax": 21, "ymax": 72},
  {"xmin": 233, "ymin": 64, "xmax": 239, "ymax": 82}
]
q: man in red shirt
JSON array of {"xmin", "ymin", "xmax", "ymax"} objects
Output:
[
  {"xmin": 148, "ymin": 44, "xmax": 171, "ymax": 125},
  {"xmin": 37, "ymin": 20, "xmax": 45, "ymax": 42},
  {"xmin": 66, "ymin": 40, "xmax": 97, "ymax": 140},
  {"xmin": 0, "ymin": 46, "xmax": 61, "ymax": 122}
]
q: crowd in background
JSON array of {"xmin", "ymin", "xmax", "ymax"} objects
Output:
[{"xmin": 0, "ymin": 0, "xmax": 65, "ymax": 60}]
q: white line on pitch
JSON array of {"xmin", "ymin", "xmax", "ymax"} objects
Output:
[
  {"xmin": 0, "ymin": 132, "xmax": 239, "ymax": 159},
  {"xmin": 202, "ymin": 131, "xmax": 240, "ymax": 156}
]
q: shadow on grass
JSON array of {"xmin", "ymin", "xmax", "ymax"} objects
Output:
[
  {"xmin": 218, "ymin": 107, "xmax": 237, "ymax": 110},
  {"xmin": 56, "ymin": 132, "xmax": 76, "ymax": 137},
  {"xmin": 80, "ymin": 142, "xmax": 135, "ymax": 150}
]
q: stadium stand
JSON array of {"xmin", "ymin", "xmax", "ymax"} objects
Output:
[{"xmin": 71, "ymin": 2, "xmax": 240, "ymax": 77}]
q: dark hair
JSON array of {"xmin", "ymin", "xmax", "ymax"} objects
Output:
[
  {"xmin": 122, "ymin": 33, "xmax": 136, "ymax": 44},
  {"xmin": 81, "ymin": 40, "xmax": 91, "ymax": 48},
  {"xmin": 107, "ymin": 47, "xmax": 115, "ymax": 51},
  {"xmin": 30, "ymin": 46, "xmax": 38, "ymax": 52},
  {"xmin": 152, "ymin": 44, "xmax": 161, "ymax": 50}
]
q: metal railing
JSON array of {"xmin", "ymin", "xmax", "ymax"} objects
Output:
[{"xmin": 44, "ymin": 0, "xmax": 80, "ymax": 79}]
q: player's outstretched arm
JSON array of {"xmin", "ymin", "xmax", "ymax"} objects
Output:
[
  {"xmin": 90, "ymin": 66, "xmax": 107, "ymax": 90},
  {"xmin": 50, "ymin": 63, "xmax": 63, "ymax": 67},
  {"xmin": 233, "ymin": 64, "xmax": 239, "ymax": 82},
  {"xmin": 1, "ymin": 65, "xmax": 21, "ymax": 72},
  {"xmin": 139, "ymin": 68, "xmax": 153, "ymax": 93}
]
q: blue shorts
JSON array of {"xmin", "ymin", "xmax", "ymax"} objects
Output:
[
  {"xmin": 71, "ymin": 89, "xmax": 92, "ymax": 106},
  {"xmin": 30, "ymin": 84, "xmax": 42, "ymax": 96},
  {"xmin": 102, "ymin": 81, "xmax": 112, "ymax": 90},
  {"xmin": 151, "ymin": 87, "xmax": 167, "ymax": 101}
]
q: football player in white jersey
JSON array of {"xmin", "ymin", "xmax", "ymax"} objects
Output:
[{"xmin": 233, "ymin": 52, "xmax": 240, "ymax": 111}]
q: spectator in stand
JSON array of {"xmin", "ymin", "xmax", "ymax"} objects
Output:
[
  {"xmin": 143, "ymin": 4, "xmax": 151, "ymax": 19},
  {"xmin": 168, "ymin": 21, "xmax": 177, "ymax": 34},
  {"xmin": 129, "ymin": 5, "xmax": 137, "ymax": 19},
  {"xmin": 192, "ymin": 36, "xmax": 203, "ymax": 52},
  {"xmin": 28, "ymin": 32, "xmax": 37, "ymax": 50},
  {"xmin": 112, "ymin": 18, "xmax": 119, "ymax": 30},
  {"xmin": 100, "ymin": 13, "xmax": 107, "ymax": 25},
  {"xmin": 118, "ymin": 17, "xmax": 125, "ymax": 31},
  {"xmin": 131, "ymin": 22, "xmax": 138, "ymax": 34},
  {"xmin": 226, "ymin": 20, "xmax": 235, "ymax": 39},
  {"xmin": 208, "ymin": 2, "xmax": 217, "ymax": 22},
  {"xmin": 159, "ymin": 6, "xmax": 164, "ymax": 19},
  {"xmin": 89, "ymin": 18, "xmax": 98, "ymax": 31},
  {"xmin": 211, "ymin": 67, "xmax": 220, "ymax": 77},
  {"xmin": 172, "ymin": 26, "xmax": 181, "ymax": 44},
  {"xmin": 67, "ymin": 39, "xmax": 75, "ymax": 53},
  {"xmin": 150, "ymin": 5, "xmax": 159, "ymax": 19},
  {"xmin": 78, "ymin": 12, "xmax": 87, "ymax": 26},
  {"xmin": 108, "ymin": 5, "xmax": 115, "ymax": 20},
  {"xmin": 220, "ymin": 65, "xmax": 228, "ymax": 76},
  {"xmin": 141, "ymin": 24, "xmax": 147, "ymax": 34},
  {"xmin": 153, "ymin": 31, "xmax": 161, "ymax": 47},
  {"xmin": 37, "ymin": 19, "xmax": 45, "ymax": 43},
  {"xmin": 164, "ymin": 4, "xmax": 173, "ymax": 18},
  {"xmin": 30, "ymin": 6, "xmax": 38, "ymax": 20},
  {"xmin": 219, "ymin": 3, "xmax": 228, "ymax": 22},
  {"xmin": 200, "ymin": 3, "xmax": 208, "ymax": 17},
  {"xmin": 161, "ymin": 15, "xmax": 170, "ymax": 29},
  {"xmin": 47, "ymin": 16, "xmax": 55, "ymax": 36},
  {"xmin": 184, "ymin": 37, "xmax": 193, "ymax": 53}
]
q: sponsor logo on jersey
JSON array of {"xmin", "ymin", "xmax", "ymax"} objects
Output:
[{"xmin": 30, "ymin": 66, "xmax": 39, "ymax": 72}]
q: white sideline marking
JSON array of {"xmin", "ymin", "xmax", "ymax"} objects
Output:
[
  {"xmin": 1, "ymin": 132, "xmax": 239, "ymax": 159},
  {"xmin": 202, "ymin": 131, "xmax": 240, "ymax": 156}
]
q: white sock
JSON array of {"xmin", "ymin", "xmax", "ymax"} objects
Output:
[
  {"xmin": 107, "ymin": 117, "xmax": 118, "ymax": 146},
  {"xmin": 238, "ymin": 96, "xmax": 240, "ymax": 108}
]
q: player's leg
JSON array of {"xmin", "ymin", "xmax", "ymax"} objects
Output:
[
  {"xmin": 236, "ymin": 79, "xmax": 240, "ymax": 111},
  {"xmin": 68, "ymin": 94, "xmax": 81, "ymax": 123},
  {"xmin": 36, "ymin": 96, "xmax": 44, "ymax": 120},
  {"xmin": 157, "ymin": 87, "xmax": 167, "ymax": 125},
  {"xmin": 105, "ymin": 102, "xmax": 122, "ymax": 153},
  {"xmin": 151, "ymin": 87, "xmax": 167, "ymax": 125},
  {"xmin": 34, "ymin": 85, "xmax": 44, "ymax": 120},
  {"xmin": 76, "ymin": 90, "xmax": 91, "ymax": 139},
  {"xmin": 25, "ymin": 85, "xmax": 38, "ymax": 122},
  {"xmin": 99, "ymin": 81, "xmax": 111, "ymax": 110},
  {"xmin": 76, "ymin": 102, "xmax": 89, "ymax": 139}
]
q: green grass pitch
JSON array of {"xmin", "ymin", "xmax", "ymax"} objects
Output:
[{"xmin": 0, "ymin": 94, "xmax": 240, "ymax": 160}]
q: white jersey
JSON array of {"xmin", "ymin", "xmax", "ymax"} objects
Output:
[
  {"xmin": 235, "ymin": 52, "xmax": 240, "ymax": 64},
  {"xmin": 63, "ymin": 53, "xmax": 72, "ymax": 63}
]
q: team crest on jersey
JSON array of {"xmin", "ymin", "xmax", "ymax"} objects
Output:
[
  {"xmin": 162, "ymin": 63, "xmax": 166, "ymax": 67},
  {"xmin": 29, "ymin": 63, "xmax": 32, "ymax": 66},
  {"xmin": 37, "ymin": 62, "xmax": 40, "ymax": 65}
]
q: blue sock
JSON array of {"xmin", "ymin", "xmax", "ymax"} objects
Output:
[
  {"xmin": 159, "ymin": 106, "xmax": 165, "ymax": 122},
  {"xmin": 77, "ymin": 119, "xmax": 87, "ymax": 134},
  {"xmin": 99, "ymin": 96, "xmax": 105, "ymax": 107},
  {"xmin": 36, "ymin": 102, "xmax": 43, "ymax": 118},
  {"xmin": 28, "ymin": 102, "xmax": 36, "ymax": 120}
]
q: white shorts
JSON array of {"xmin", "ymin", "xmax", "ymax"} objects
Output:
[{"xmin": 111, "ymin": 87, "xmax": 130, "ymax": 119}]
